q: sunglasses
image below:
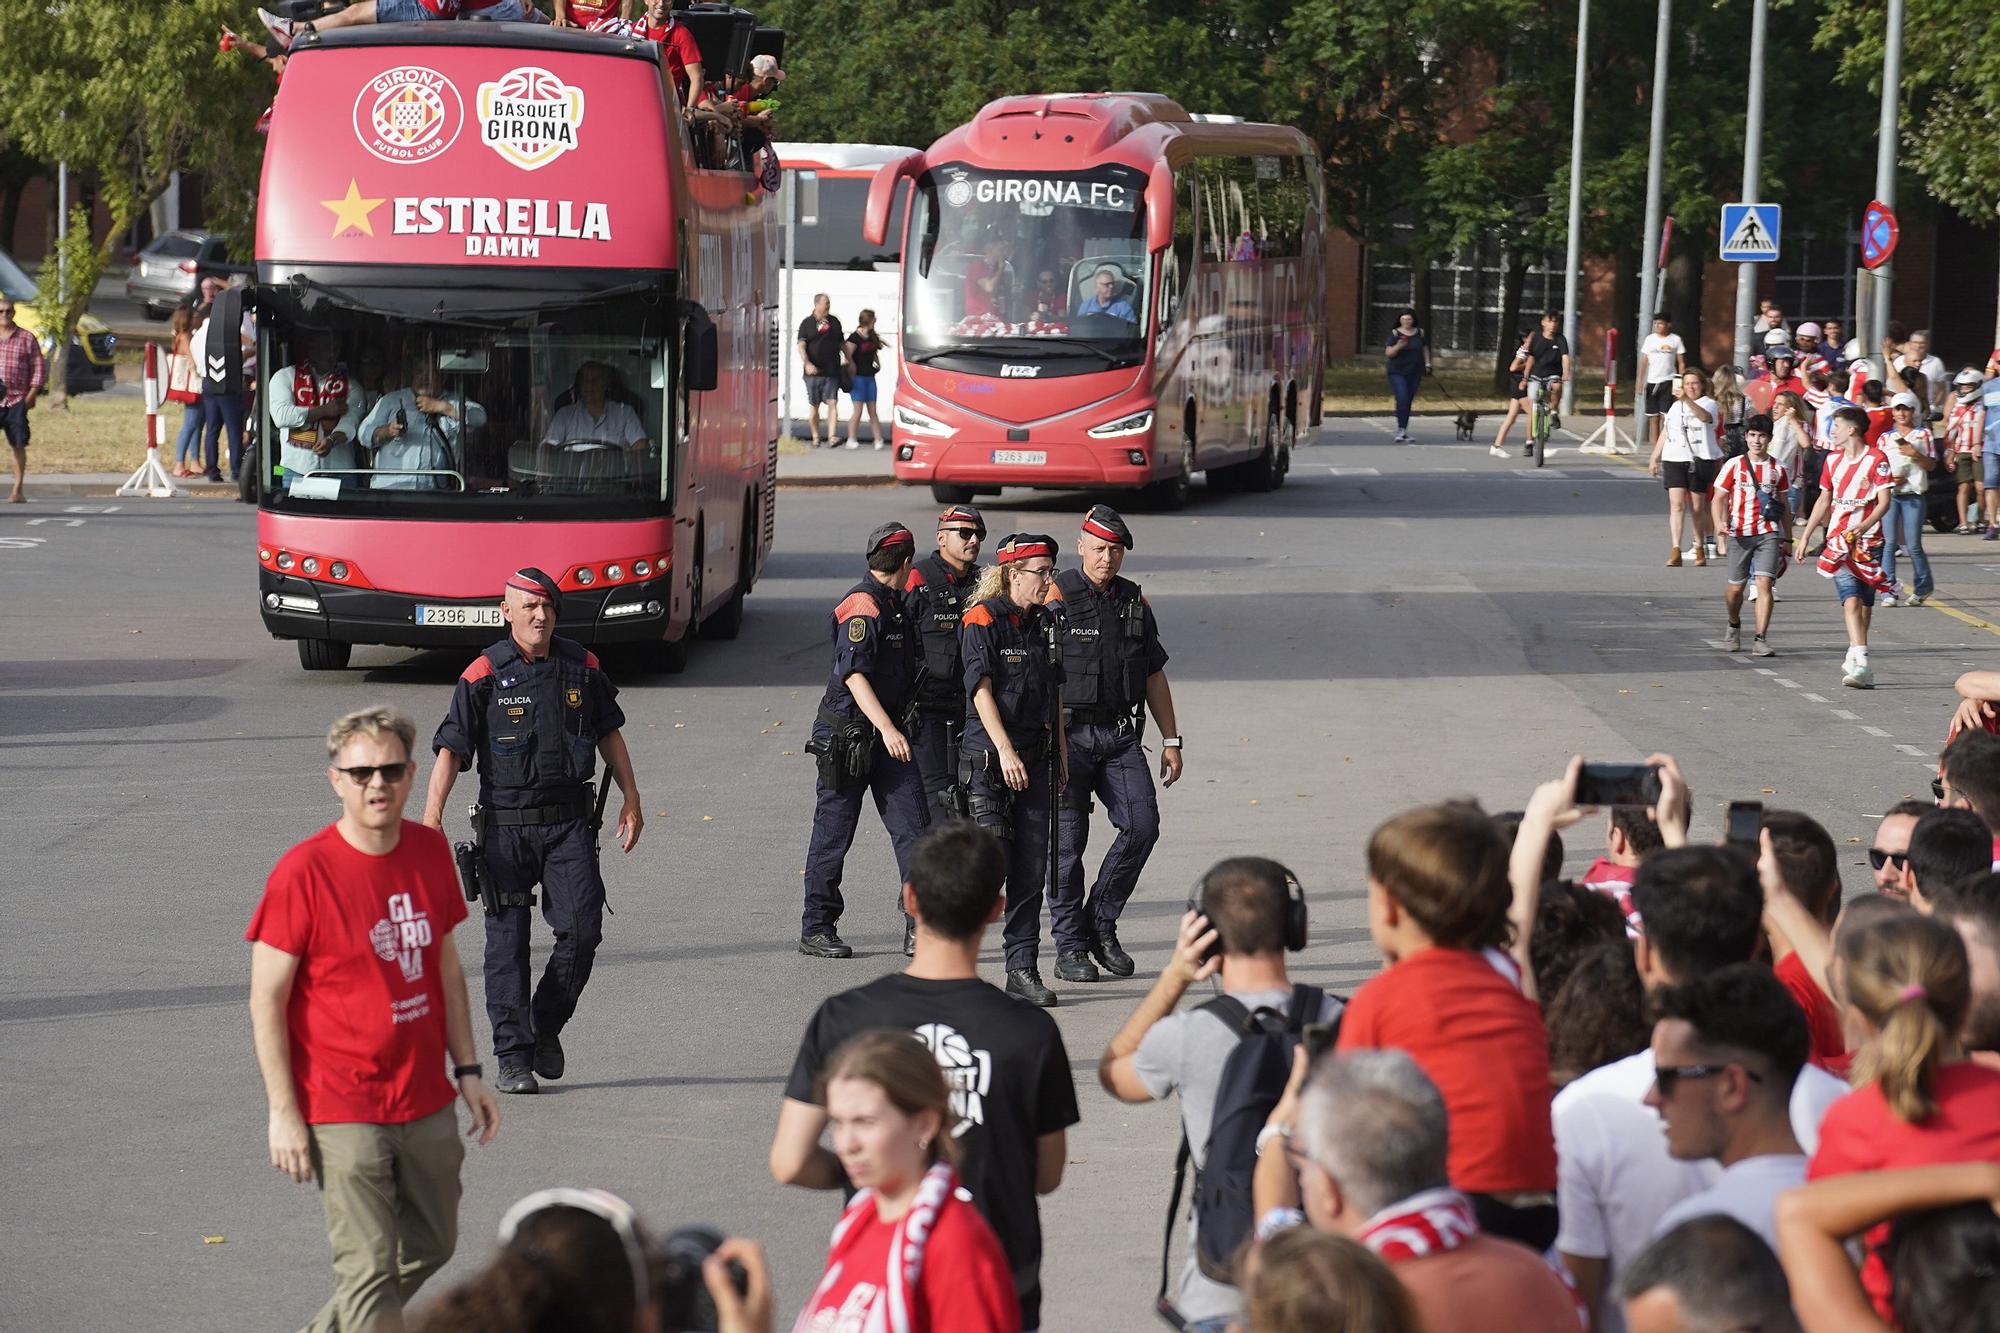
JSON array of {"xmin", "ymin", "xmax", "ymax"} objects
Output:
[
  {"xmin": 336, "ymin": 762, "xmax": 412, "ymax": 785},
  {"xmin": 1655, "ymin": 1063, "xmax": 1759, "ymax": 1097},
  {"xmin": 942, "ymin": 528, "xmax": 984, "ymax": 540},
  {"xmin": 1933, "ymin": 775, "xmax": 1948, "ymax": 803},
  {"xmin": 1868, "ymin": 847, "xmax": 1910, "ymax": 872},
  {"xmin": 1014, "ymin": 564, "xmax": 1055, "ymax": 580}
]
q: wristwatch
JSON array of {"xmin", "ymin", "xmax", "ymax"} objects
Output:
[
  {"xmin": 1161, "ymin": 736, "xmax": 1183, "ymax": 749},
  {"xmin": 453, "ymin": 1063, "xmax": 483, "ymax": 1080}
]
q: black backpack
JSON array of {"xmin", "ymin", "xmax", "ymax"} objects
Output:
[{"xmin": 1159, "ymin": 984, "xmax": 1331, "ymax": 1294}]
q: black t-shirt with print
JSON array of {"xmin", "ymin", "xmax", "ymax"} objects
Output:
[
  {"xmin": 846, "ymin": 330, "xmax": 882, "ymax": 377},
  {"xmin": 798, "ymin": 314, "xmax": 845, "ymax": 376},
  {"xmin": 784, "ymin": 973, "xmax": 1080, "ymax": 1329},
  {"xmin": 1527, "ymin": 330, "xmax": 1570, "ymax": 379}
]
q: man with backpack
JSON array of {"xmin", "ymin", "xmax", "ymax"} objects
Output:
[{"xmin": 1098, "ymin": 856, "xmax": 1337, "ymax": 1332}]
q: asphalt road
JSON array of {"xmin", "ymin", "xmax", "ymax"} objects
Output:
[{"xmin": 4, "ymin": 419, "xmax": 1997, "ymax": 1331}]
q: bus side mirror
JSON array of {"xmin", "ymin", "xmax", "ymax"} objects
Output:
[
  {"xmin": 684, "ymin": 305, "xmax": 719, "ymax": 392},
  {"xmin": 1146, "ymin": 161, "xmax": 1175, "ymax": 253}
]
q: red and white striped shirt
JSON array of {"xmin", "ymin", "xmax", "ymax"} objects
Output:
[
  {"xmin": 1715, "ymin": 454, "xmax": 1791, "ymax": 536},
  {"xmin": 1819, "ymin": 446, "xmax": 1892, "ymax": 542},
  {"xmin": 1947, "ymin": 400, "xmax": 1986, "ymax": 458}
]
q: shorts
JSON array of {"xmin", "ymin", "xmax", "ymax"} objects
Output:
[
  {"xmin": 1661, "ymin": 458, "xmax": 1717, "ymax": 494},
  {"xmin": 1985, "ymin": 450, "xmax": 2000, "ymax": 490},
  {"xmin": 0, "ymin": 401, "xmax": 27, "ymax": 449},
  {"xmin": 1832, "ymin": 568, "xmax": 1877, "ymax": 606},
  {"xmin": 848, "ymin": 375, "xmax": 878, "ymax": 405},
  {"xmin": 1644, "ymin": 380, "xmax": 1675, "ymax": 416},
  {"xmin": 805, "ymin": 375, "xmax": 840, "ymax": 407},
  {"xmin": 1956, "ymin": 454, "xmax": 1978, "ymax": 486},
  {"xmin": 1726, "ymin": 531, "xmax": 1782, "ymax": 585},
  {"xmin": 377, "ymin": 0, "xmax": 446, "ymax": 19}
]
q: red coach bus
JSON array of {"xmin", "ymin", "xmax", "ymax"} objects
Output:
[
  {"xmin": 864, "ymin": 95, "xmax": 1324, "ymax": 508},
  {"xmin": 253, "ymin": 20, "xmax": 778, "ymax": 671}
]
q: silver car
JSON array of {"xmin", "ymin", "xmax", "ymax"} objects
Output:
[{"xmin": 125, "ymin": 230, "xmax": 234, "ymax": 318}]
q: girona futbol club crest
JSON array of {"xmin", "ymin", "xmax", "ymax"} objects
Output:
[
  {"xmin": 477, "ymin": 66, "xmax": 586, "ymax": 171},
  {"xmin": 353, "ymin": 66, "xmax": 464, "ymax": 165}
]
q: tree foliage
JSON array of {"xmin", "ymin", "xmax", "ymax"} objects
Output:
[{"xmin": 0, "ymin": 0, "xmax": 265, "ymax": 402}]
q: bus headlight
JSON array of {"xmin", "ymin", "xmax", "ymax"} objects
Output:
[
  {"xmin": 1088, "ymin": 410, "xmax": 1154, "ymax": 439},
  {"xmin": 895, "ymin": 405, "xmax": 957, "ymax": 438}
]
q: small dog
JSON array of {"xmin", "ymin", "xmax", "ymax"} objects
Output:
[{"xmin": 1454, "ymin": 410, "xmax": 1479, "ymax": 441}]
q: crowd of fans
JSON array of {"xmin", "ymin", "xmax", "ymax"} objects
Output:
[{"xmin": 358, "ymin": 679, "xmax": 2000, "ymax": 1333}]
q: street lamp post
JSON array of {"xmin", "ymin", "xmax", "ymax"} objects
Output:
[
  {"xmin": 1870, "ymin": 0, "xmax": 1904, "ymax": 343},
  {"xmin": 1633, "ymin": 0, "xmax": 1672, "ymax": 446},
  {"xmin": 1730, "ymin": 0, "xmax": 1769, "ymax": 378},
  {"xmin": 1559, "ymin": 0, "xmax": 1590, "ymax": 419}
]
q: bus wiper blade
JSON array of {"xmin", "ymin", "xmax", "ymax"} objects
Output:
[
  {"xmin": 1018, "ymin": 337, "xmax": 1124, "ymax": 365},
  {"xmin": 904, "ymin": 343, "xmax": 988, "ymax": 365}
]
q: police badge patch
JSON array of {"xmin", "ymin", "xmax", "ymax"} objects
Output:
[
  {"xmin": 847, "ymin": 617, "xmax": 868, "ymax": 643},
  {"xmin": 565, "ymin": 687, "xmax": 582, "ymax": 708}
]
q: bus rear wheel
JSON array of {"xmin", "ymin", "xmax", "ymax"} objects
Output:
[
  {"xmin": 1146, "ymin": 442, "xmax": 1194, "ymax": 511},
  {"xmin": 297, "ymin": 638, "xmax": 351, "ymax": 671},
  {"xmin": 931, "ymin": 483, "xmax": 976, "ymax": 505}
]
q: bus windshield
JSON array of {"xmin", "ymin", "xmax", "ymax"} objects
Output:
[
  {"xmin": 906, "ymin": 162, "xmax": 1149, "ymax": 361},
  {"xmin": 256, "ymin": 289, "xmax": 671, "ymax": 519}
]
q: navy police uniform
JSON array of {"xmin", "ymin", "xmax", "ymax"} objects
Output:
[
  {"xmin": 959, "ymin": 535, "xmax": 1070, "ymax": 989},
  {"xmin": 903, "ymin": 504, "xmax": 986, "ymax": 822},
  {"xmin": 1050, "ymin": 507, "xmax": 1168, "ymax": 963},
  {"xmin": 432, "ymin": 586, "xmax": 626, "ymax": 1076},
  {"xmin": 799, "ymin": 523, "xmax": 930, "ymax": 955}
]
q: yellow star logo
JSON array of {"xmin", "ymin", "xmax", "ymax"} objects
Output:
[{"xmin": 321, "ymin": 179, "xmax": 386, "ymax": 238}]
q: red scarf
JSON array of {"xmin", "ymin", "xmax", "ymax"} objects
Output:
[
  {"xmin": 1357, "ymin": 1188, "xmax": 1479, "ymax": 1261},
  {"xmin": 291, "ymin": 364, "xmax": 349, "ymax": 409},
  {"xmin": 795, "ymin": 1161, "xmax": 956, "ymax": 1333}
]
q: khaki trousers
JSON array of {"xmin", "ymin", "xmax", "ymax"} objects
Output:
[{"xmin": 303, "ymin": 1106, "xmax": 464, "ymax": 1333}]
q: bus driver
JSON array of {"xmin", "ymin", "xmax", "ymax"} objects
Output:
[
  {"xmin": 360, "ymin": 363, "xmax": 488, "ymax": 491},
  {"xmin": 542, "ymin": 361, "xmax": 648, "ymax": 452},
  {"xmin": 1074, "ymin": 267, "xmax": 1136, "ymax": 323}
]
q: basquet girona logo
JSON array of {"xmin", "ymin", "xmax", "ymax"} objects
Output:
[
  {"xmin": 476, "ymin": 66, "xmax": 586, "ymax": 171},
  {"xmin": 353, "ymin": 66, "xmax": 464, "ymax": 165}
]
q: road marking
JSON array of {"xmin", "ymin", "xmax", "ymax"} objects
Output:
[
  {"xmin": 1803, "ymin": 693, "xmax": 1829, "ymax": 703},
  {"xmin": 1922, "ymin": 594, "xmax": 2000, "ymax": 640},
  {"xmin": 1328, "ymin": 467, "xmax": 1380, "ymax": 476},
  {"xmin": 1425, "ymin": 467, "xmax": 1471, "ymax": 474},
  {"xmin": 1861, "ymin": 725, "xmax": 1891, "ymax": 737},
  {"xmin": 1833, "ymin": 709, "xmax": 1861, "ymax": 720},
  {"xmin": 1897, "ymin": 744, "xmax": 1930, "ymax": 757},
  {"xmin": 1508, "ymin": 468, "xmax": 1569, "ymax": 478},
  {"xmin": 1754, "ymin": 667, "xmax": 1779, "ymax": 676},
  {"xmin": 1772, "ymin": 677, "xmax": 1801, "ymax": 688}
]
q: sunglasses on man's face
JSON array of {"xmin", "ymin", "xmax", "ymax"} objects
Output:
[
  {"xmin": 942, "ymin": 528, "xmax": 983, "ymax": 541},
  {"xmin": 1655, "ymin": 1063, "xmax": 1758, "ymax": 1097},
  {"xmin": 1868, "ymin": 847, "xmax": 1910, "ymax": 872},
  {"xmin": 336, "ymin": 762, "xmax": 412, "ymax": 786}
]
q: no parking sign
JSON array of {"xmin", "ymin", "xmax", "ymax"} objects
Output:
[{"xmin": 1862, "ymin": 200, "xmax": 1899, "ymax": 270}]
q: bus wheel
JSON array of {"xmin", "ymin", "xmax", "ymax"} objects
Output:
[
  {"xmin": 238, "ymin": 437, "xmax": 259, "ymax": 505},
  {"xmin": 931, "ymin": 483, "xmax": 976, "ymax": 505},
  {"xmin": 297, "ymin": 638, "xmax": 351, "ymax": 671},
  {"xmin": 1245, "ymin": 405, "xmax": 1286, "ymax": 493},
  {"xmin": 1147, "ymin": 442, "xmax": 1194, "ymax": 511}
]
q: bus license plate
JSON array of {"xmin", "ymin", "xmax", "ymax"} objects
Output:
[
  {"xmin": 991, "ymin": 449, "xmax": 1046, "ymax": 466},
  {"xmin": 416, "ymin": 604, "xmax": 503, "ymax": 627}
]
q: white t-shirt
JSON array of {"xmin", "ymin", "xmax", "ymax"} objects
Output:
[
  {"xmin": 1660, "ymin": 396, "xmax": 1723, "ymax": 462},
  {"xmin": 1769, "ymin": 418, "xmax": 1808, "ymax": 472},
  {"xmin": 1653, "ymin": 1153, "xmax": 1807, "ymax": 1253},
  {"xmin": 1555, "ymin": 1048, "xmax": 1847, "ymax": 1333},
  {"xmin": 543, "ymin": 398, "xmax": 648, "ymax": 448},
  {"xmin": 1894, "ymin": 353, "xmax": 1948, "ymax": 402},
  {"xmin": 1641, "ymin": 332, "xmax": 1687, "ymax": 384}
]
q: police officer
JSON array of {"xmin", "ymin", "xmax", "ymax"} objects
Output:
[
  {"xmin": 423, "ymin": 568, "xmax": 643, "ymax": 1095},
  {"xmin": 904, "ymin": 504, "xmax": 986, "ymax": 828},
  {"xmin": 799, "ymin": 523, "xmax": 930, "ymax": 959},
  {"xmin": 960, "ymin": 534, "xmax": 1069, "ymax": 1006},
  {"xmin": 1049, "ymin": 505, "xmax": 1182, "ymax": 981}
]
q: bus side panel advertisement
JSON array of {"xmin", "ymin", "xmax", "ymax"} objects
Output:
[{"xmin": 257, "ymin": 48, "xmax": 674, "ymax": 270}]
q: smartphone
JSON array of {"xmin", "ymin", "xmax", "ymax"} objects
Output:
[
  {"xmin": 1301, "ymin": 1021, "xmax": 1337, "ymax": 1065},
  {"xmin": 1155, "ymin": 1297, "xmax": 1190, "ymax": 1331},
  {"xmin": 1575, "ymin": 762, "xmax": 1663, "ymax": 809},
  {"xmin": 1726, "ymin": 800, "xmax": 1764, "ymax": 848}
]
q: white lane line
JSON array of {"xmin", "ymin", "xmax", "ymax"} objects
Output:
[
  {"xmin": 1358, "ymin": 418, "xmax": 1397, "ymax": 435},
  {"xmin": 1861, "ymin": 726, "xmax": 1892, "ymax": 737},
  {"xmin": 1833, "ymin": 709, "xmax": 1861, "ymax": 720},
  {"xmin": 1803, "ymin": 693, "xmax": 1830, "ymax": 703},
  {"xmin": 1771, "ymin": 677, "xmax": 1800, "ymax": 688},
  {"xmin": 1508, "ymin": 468, "xmax": 1570, "ymax": 478},
  {"xmin": 1329, "ymin": 467, "xmax": 1381, "ymax": 476},
  {"xmin": 1425, "ymin": 467, "xmax": 1471, "ymax": 474},
  {"xmin": 1897, "ymin": 744, "xmax": 1930, "ymax": 757},
  {"xmin": 1754, "ymin": 668, "xmax": 1780, "ymax": 676}
]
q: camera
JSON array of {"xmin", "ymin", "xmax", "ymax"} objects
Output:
[{"xmin": 652, "ymin": 1224, "xmax": 746, "ymax": 1333}]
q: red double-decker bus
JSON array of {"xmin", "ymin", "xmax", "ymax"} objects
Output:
[
  {"xmin": 253, "ymin": 21, "xmax": 778, "ymax": 671},
  {"xmin": 865, "ymin": 95, "xmax": 1324, "ymax": 508}
]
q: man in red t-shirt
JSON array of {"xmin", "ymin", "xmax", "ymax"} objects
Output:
[
  {"xmin": 248, "ymin": 706, "xmax": 499, "ymax": 1333},
  {"xmin": 634, "ymin": 0, "xmax": 706, "ymax": 107},
  {"xmin": 1760, "ymin": 811, "xmax": 1849, "ymax": 1073}
]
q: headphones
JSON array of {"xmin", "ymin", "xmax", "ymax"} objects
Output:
[
  {"xmin": 1188, "ymin": 857, "xmax": 1308, "ymax": 956},
  {"xmin": 498, "ymin": 1187, "xmax": 650, "ymax": 1315}
]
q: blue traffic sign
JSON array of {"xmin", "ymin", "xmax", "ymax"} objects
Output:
[{"xmin": 1720, "ymin": 203, "xmax": 1782, "ymax": 263}]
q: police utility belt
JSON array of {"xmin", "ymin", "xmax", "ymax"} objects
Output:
[
  {"xmin": 807, "ymin": 706, "xmax": 880, "ymax": 785},
  {"xmin": 452, "ymin": 785, "xmax": 605, "ymax": 916},
  {"xmin": 1065, "ymin": 704, "xmax": 1143, "ymax": 734}
]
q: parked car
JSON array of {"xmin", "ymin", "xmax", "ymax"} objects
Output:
[
  {"xmin": 125, "ymin": 230, "xmax": 234, "ymax": 318},
  {"xmin": 0, "ymin": 244, "xmax": 116, "ymax": 394}
]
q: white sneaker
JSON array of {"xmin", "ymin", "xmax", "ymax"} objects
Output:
[
  {"xmin": 1683, "ymin": 545, "xmax": 1700, "ymax": 559},
  {"xmin": 1489, "ymin": 445, "xmax": 1508, "ymax": 459},
  {"xmin": 1879, "ymin": 593, "xmax": 1897, "ymax": 607},
  {"xmin": 845, "ymin": 440, "xmax": 859, "ymax": 450},
  {"xmin": 1722, "ymin": 626, "xmax": 1741, "ymax": 652},
  {"xmin": 257, "ymin": 8, "xmax": 295, "ymax": 47},
  {"xmin": 874, "ymin": 441, "xmax": 886, "ymax": 450},
  {"xmin": 1843, "ymin": 664, "xmax": 1875, "ymax": 690},
  {"xmin": 1703, "ymin": 538, "xmax": 1718, "ymax": 558},
  {"xmin": 1752, "ymin": 636, "xmax": 1776, "ymax": 657},
  {"xmin": 1746, "ymin": 583, "xmax": 1759, "ymax": 602}
]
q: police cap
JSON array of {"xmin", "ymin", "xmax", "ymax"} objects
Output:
[
  {"xmin": 505, "ymin": 566, "xmax": 563, "ymax": 613},
  {"xmin": 996, "ymin": 533, "xmax": 1058, "ymax": 564},
  {"xmin": 866, "ymin": 522, "xmax": 916, "ymax": 558},
  {"xmin": 1080, "ymin": 504, "xmax": 1134, "ymax": 550},
  {"xmin": 937, "ymin": 504, "xmax": 987, "ymax": 538}
]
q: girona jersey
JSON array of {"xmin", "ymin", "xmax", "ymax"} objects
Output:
[
  {"xmin": 1819, "ymin": 447, "xmax": 1892, "ymax": 541},
  {"xmin": 1715, "ymin": 454, "xmax": 1790, "ymax": 537},
  {"xmin": 1947, "ymin": 400, "xmax": 1986, "ymax": 457}
]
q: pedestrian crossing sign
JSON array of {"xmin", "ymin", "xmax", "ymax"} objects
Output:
[{"xmin": 1720, "ymin": 203, "xmax": 1781, "ymax": 262}]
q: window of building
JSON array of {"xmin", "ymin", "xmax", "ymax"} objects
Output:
[
  {"xmin": 1773, "ymin": 225, "xmax": 1857, "ymax": 332},
  {"xmin": 1366, "ymin": 225, "xmax": 1560, "ymax": 356}
]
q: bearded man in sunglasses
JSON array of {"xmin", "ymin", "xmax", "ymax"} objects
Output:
[{"xmin": 247, "ymin": 705, "xmax": 500, "ymax": 1333}]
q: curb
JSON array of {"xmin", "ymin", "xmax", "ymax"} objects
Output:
[
  {"xmin": 18, "ymin": 483, "xmax": 238, "ymax": 499},
  {"xmin": 777, "ymin": 474, "xmax": 897, "ymax": 489}
]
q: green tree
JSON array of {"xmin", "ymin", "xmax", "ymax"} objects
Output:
[{"xmin": 0, "ymin": 0, "xmax": 266, "ymax": 404}]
